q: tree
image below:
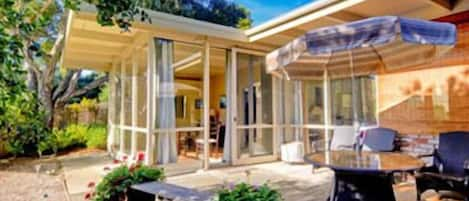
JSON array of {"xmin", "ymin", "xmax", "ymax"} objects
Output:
[
  {"xmin": 1, "ymin": 0, "xmax": 251, "ymax": 155},
  {"xmin": 145, "ymin": 0, "xmax": 252, "ymax": 29},
  {"xmin": 19, "ymin": 0, "xmax": 252, "ymax": 129}
]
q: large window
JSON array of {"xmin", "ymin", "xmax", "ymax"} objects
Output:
[
  {"xmin": 330, "ymin": 75, "xmax": 376, "ymax": 126},
  {"xmin": 304, "ymin": 80, "xmax": 324, "ymax": 125}
]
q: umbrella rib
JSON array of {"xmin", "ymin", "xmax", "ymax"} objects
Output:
[{"xmin": 370, "ymin": 44, "xmax": 387, "ymax": 72}]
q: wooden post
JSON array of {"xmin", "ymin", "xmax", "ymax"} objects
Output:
[
  {"xmin": 131, "ymin": 51, "xmax": 138, "ymax": 157},
  {"xmin": 230, "ymin": 49, "xmax": 238, "ymax": 164},
  {"xmin": 107, "ymin": 61, "xmax": 117, "ymax": 153},
  {"xmin": 203, "ymin": 40, "xmax": 210, "ymax": 170},
  {"xmin": 145, "ymin": 38, "xmax": 155, "ymax": 165},
  {"xmin": 272, "ymin": 77, "xmax": 278, "ymax": 158},
  {"xmin": 120, "ymin": 60, "xmax": 126, "ymax": 155}
]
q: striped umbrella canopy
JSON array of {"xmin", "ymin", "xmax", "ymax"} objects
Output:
[{"xmin": 266, "ymin": 16, "xmax": 456, "ymax": 80}]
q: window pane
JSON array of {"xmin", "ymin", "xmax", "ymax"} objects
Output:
[
  {"xmin": 304, "ymin": 80, "xmax": 324, "ymax": 124},
  {"xmin": 330, "ymin": 78, "xmax": 353, "ymax": 125},
  {"xmin": 356, "ymin": 75, "xmax": 377, "ymax": 126}
]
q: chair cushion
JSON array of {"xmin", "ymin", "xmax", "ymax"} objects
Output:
[
  {"xmin": 331, "ymin": 126, "xmax": 356, "ymax": 150},
  {"xmin": 362, "ymin": 127, "xmax": 396, "ymax": 152},
  {"xmin": 438, "ymin": 132, "xmax": 469, "ymax": 177}
]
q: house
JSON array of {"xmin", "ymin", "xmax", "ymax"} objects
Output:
[{"xmin": 61, "ymin": 0, "xmax": 469, "ymax": 170}]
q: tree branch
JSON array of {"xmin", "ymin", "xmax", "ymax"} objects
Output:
[
  {"xmin": 52, "ymin": 69, "xmax": 76, "ymax": 101},
  {"xmin": 68, "ymin": 74, "xmax": 109, "ymax": 99}
]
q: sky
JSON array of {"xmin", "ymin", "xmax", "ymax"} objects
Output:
[{"xmin": 235, "ymin": 0, "xmax": 314, "ymax": 26}]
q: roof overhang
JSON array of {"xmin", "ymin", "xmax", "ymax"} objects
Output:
[{"xmin": 61, "ymin": 0, "xmax": 466, "ymax": 72}]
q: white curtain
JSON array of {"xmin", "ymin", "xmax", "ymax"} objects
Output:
[
  {"xmin": 154, "ymin": 38, "xmax": 177, "ymax": 164},
  {"xmin": 293, "ymin": 81, "xmax": 303, "ymax": 141},
  {"xmin": 223, "ymin": 51, "xmax": 232, "ymax": 163}
]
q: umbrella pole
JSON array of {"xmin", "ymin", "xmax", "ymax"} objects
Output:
[
  {"xmin": 323, "ymin": 69, "xmax": 330, "ymax": 151},
  {"xmin": 349, "ymin": 51, "xmax": 360, "ymax": 136}
]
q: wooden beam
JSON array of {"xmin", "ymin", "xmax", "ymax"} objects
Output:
[
  {"xmin": 120, "ymin": 32, "xmax": 151, "ymax": 60},
  {"xmin": 173, "ymin": 52, "xmax": 202, "ymax": 71},
  {"xmin": 427, "ymin": 0, "xmax": 454, "ymax": 10},
  {"xmin": 67, "ymin": 45, "xmax": 121, "ymax": 55},
  {"xmin": 326, "ymin": 10, "xmax": 365, "ymax": 23},
  {"xmin": 65, "ymin": 51, "xmax": 114, "ymax": 62},
  {"xmin": 71, "ymin": 28, "xmax": 133, "ymax": 44}
]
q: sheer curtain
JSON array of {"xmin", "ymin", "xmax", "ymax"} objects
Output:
[
  {"xmin": 154, "ymin": 38, "xmax": 177, "ymax": 164},
  {"xmin": 293, "ymin": 81, "xmax": 303, "ymax": 141},
  {"xmin": 223, "ymin": 51, "xmax": 232, "ymax": 163}
]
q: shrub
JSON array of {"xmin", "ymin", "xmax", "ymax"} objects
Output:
[
  {"xmin": 37, "ymin": 123, "xmax": 108, "ymax": 155},
  {"xmin": 215, "ymin": 183, "xmax": 282, "ymax": 201},
  {"xmin": 86, "ymin": 159, "xmax": 165, "ymax": 201},
  {"xmin": 85, "ymin": 124, "xmax": 107, "ymax": 149},
  {"xmin": 0, "ymin": 92, "xmax": 49, "ymax": 157}
]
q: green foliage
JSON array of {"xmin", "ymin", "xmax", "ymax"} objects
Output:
[
  {"xmin": 215, "ymin": 183, "xmax": 282, "ymax": 201},
  {"xmin": 85, "ymin": 125, "xmax": 107, "ymax": 149},
  {"xmin": 98, "ymin": 84, "xmax": 109, "ymax": 102},
  {"xmin": 145, "ymin": 0, "xmax": 252, "ymax": 28},
  {"xmin": 0, "ymin": 0, "xmax": 51, "ymax": 156},
  {"xmin": 89, "ymin": 165, "xmax": 165, "ymax": 201},
  {"xmin": 38, "ymin": 124, "xmax": 107, "ymax": 155},
  {"xmin": 0, "ymin": 0, "xmax": 252, "ymax": 157}
]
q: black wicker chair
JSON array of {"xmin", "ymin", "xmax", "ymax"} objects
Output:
[{"xmin": 415, "ymin": 131, "xmax": 469, "ymax": 201}]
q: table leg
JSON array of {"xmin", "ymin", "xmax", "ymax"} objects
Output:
[{"xmin": 329, "ymin": 171, "xmax": 396, "ymax": 201}]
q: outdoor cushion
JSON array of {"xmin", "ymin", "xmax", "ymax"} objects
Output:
[
  {"xmin": 437, "ymin": 131, "xmax": 469, "ymax": 177},
  {"xmin": 330, "ymin": 126, "xmax": 356, "ymax": 150},
  {"xmin": 361, "ymin": 127, "xmax": 396, "ymax": 152}
]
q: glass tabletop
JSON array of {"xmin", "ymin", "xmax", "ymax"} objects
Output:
[{"xmin": 304, "ymin": 151, "xmax": 424, "ymax": 173}]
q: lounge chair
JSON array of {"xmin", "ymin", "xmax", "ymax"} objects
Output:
[{"xmin": 416, "ymin": 131, "xmax": 469, "ymax": 201}]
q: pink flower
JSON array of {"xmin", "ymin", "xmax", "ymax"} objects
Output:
[
  {"xmin": 103, "ymin": 166, "xmax": 111, "ymax": 171},
  {"xmin": 87, "ymin": 182, "xmax": 95, "ymax": 188},
  {"xmin": 122, "ymin": 156, "xmax": 128, "ymax": 161}
]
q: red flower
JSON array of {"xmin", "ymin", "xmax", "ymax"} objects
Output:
[
  {"xmin": 84, "ymin": 192, "xmax": 91, "ymax": 200},
  {"xmin": 87, "ymin": 181, "xmax": 95, "ymax": 188},
  {"xmin": 113, "ymin": 159, "xmax": 120, "ymax": 164},
  {"xmin": 137, "ymin": 152, "xmax": 145, "ymax": 162}
]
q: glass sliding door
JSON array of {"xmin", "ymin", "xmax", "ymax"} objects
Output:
[{"xmin": 234, "ymin": 51, "xmax": 275, "ymax": 163}]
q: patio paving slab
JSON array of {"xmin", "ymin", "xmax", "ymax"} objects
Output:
[
  {"xmin": 0, "ymin": 157, "xmax": 68, "ymax": 201},
  {"xmin": 59, "ymin": 153, "xmax": 446, "ymax": 201}
]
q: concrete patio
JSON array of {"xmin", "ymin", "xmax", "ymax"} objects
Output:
[{"xmin": 60, "ymin": 152, "xmax": 427, "ymax": 201}]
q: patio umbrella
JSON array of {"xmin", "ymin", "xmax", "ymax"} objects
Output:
[{"xmin": 266, "ymin": 16, "xmax": 457, "ymax": 80}]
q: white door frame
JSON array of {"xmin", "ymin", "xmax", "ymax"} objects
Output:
[{"xmin": 229, "ymin": 48, "xmax": 277, "ymax": 166}]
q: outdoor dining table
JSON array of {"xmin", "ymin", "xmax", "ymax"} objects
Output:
[{"xmin": 304, "ymin": 150, "xmax": 424, "ymax": 201}]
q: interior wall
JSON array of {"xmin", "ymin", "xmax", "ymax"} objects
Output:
[
  {"xmin": 210, "ymin": 74, "xmax": 226, "ymax": 122},
  {"xmin": 174, "ymin": 79, "xmax": 202, "ymax": 127}
]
